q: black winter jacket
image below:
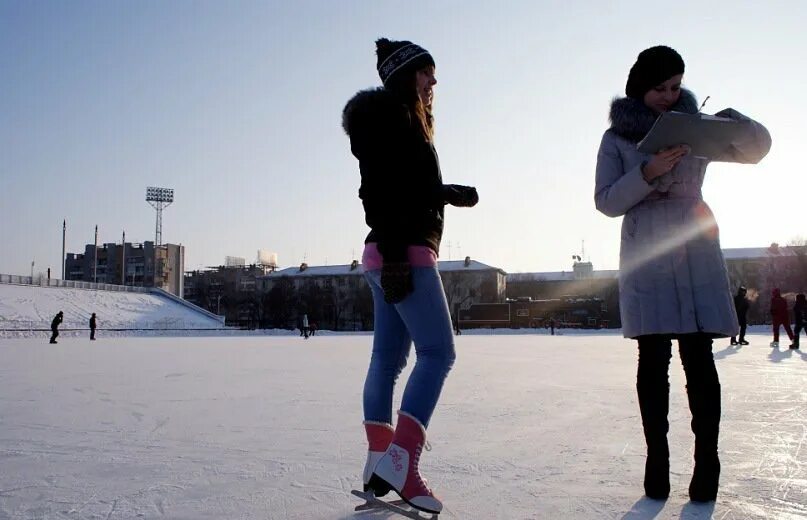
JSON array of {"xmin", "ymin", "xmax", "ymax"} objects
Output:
[
  {"xmin": 734, "ymin": 294, "xmax": 749, "ymax": 320},
  {"xmin": 342, "ymin": 88, "xmax": 445, "ymax": 263},
  {"xmin": 794, "ymin": 299, "xmax": 806, "ymax": 326}
]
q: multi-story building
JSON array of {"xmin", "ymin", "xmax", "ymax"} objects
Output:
[
  {"xmin": 507, "ymin": 260, "xmax": 621, "ymax": 327},
  {"xmin": 504, "ymin": 245, "xmax": 807, "ymax": 329},
  {"xmin": 258, "ymin": 256, "xmax": 507, "ymax": 331},
  {"xmin": 259, "ymin": 260, "xmax": 368, "ymax": 330},
  {"xmin": 438, "ymin": 257, "xmax": 507, "ymax": 317},
  {"xmin": 176, "ymin": 244, "xmax": 807, "ymax": 330},
  {"xmin": 64, "ymin": 241, "xmax": 184, "ymax": 297},
  {"xmin": 183, "ymin": 263, "xmax": 276, "ymax": 326}
]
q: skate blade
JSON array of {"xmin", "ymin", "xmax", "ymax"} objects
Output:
[
  {"xmin": 351, "ymin": 490, "xmax": 438, "ymax": 518},
  {"xmin": 354, "ymin": 498, "xmax": 407, "ymax": 512}
]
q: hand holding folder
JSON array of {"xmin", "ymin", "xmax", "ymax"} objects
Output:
[{"xmin": 637, "ymin": 110, "xmax": 748, "ymax": 161}]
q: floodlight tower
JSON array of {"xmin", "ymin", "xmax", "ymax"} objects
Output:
[{"xmin": 145, "ymin": 187, "xmax": 174, "ymax": 246}]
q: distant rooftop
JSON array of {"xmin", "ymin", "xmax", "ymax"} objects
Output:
[
  {"xmin": 264, "ymin": 263, "xmax": 364, "ymax": 278},
  {"xmin": 436, "ymin": 259, "xmax": 506, "ymax": 274},
  {"xmin": 261, "ymin": 258, "xmax": 506, "ymax": 279},
  {"xmin": 254, "ymin": 246, "xmax": 802, "ymax": 282},
  {"xmin": 508, "ymin": 270, "xmax": 619, "ymax": 283},
  {"xmin": 722, "ymin": 246, "xmax": 804, "ymax": 260}
]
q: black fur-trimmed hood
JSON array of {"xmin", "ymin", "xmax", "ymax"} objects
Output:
[
  {"xmin": 608, "ymin": 89, "xmax": 698, "ymax": 143},
  {"xmin": 342, "ymin": 87, "xmax": 407, "ymax": 137}
]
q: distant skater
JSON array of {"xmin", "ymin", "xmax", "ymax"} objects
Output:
[
  {"xmin": 789, "ymin": 293, "xmax": 805, "ymax": 349},
  {"xmin": 594, "ymin": 45, "xmax": 771, "ymax": 502},
  {"xmin": 770, "ymin": 288, "xmax": 793, "ymax": 347},
  {"xmin": 452, "ymin": 314, "xmax": 461, "ymax": 335},
  {"xmin": 301, "ymin": 313, "xmax": 309, "ymax": 339},
  {"xmin": 730, "ymin": 286, "xmax": 749, "ymax": 346},
  {"xmin": 89, "ymin": 313, "xmax": 97, "ymax": 340},
  {"xmin": 50, "ymin": 311, "xmax": 63, "ymax": 344},
  {"xmin": 343, "ymin": 37, "xmax": 478, "ymax": 514}
]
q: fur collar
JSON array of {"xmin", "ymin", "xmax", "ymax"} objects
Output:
[
  {"xmin": 342, "ymin": 87, "xmax": 407, "ymax": 137},
  {"xmin": 608, "ymin": 89, "xmax": 698, "ymax": 143}
]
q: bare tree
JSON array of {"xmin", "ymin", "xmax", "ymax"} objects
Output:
[
  {"xmin": 351, "ymin": 280, "xmax": 374, "ymax": 330},
  {"xmin": 266, "ymin": 277, "xmax": 297, "ymax": 329},
  {"xmin": 787, "ymin": 237, "xmax": 807, "ymax": 291}
]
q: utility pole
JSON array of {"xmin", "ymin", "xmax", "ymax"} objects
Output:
[
  {"xmin": 121, "ymin": 231, "xmax": 126, "ymax": 285},
  {"xmin": 93, "ymin": 225, "xmax": 98, "ymax": 283},
  {"xmin": 61, "ymin": 220, "xmax": 66, "ymax": 280}
]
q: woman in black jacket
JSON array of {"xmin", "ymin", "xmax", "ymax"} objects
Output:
[{"xmin": 343, "ymin": 38, "xmax": 477, "ymax": 514}]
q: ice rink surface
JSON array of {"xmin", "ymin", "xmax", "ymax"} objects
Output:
[{"xmin": 1, "ymin": 332, "xmax": 804, "ymax": 519}]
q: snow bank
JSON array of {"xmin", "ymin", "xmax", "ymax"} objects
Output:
[{"xmin": 0, "ymin": 283, "xmax": 225, "ymax": 337}]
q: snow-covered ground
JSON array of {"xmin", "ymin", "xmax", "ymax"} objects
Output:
[
  {"xmin": 0, "ymin": 333, "xmax": 804, "ymax": 519},
  {"xmin": 0, "ymin": 284, "xmax": 223, "ymax": 337}
]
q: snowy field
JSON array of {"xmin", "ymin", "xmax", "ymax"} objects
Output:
[
  {"xmin": 0, "ymin": 332, "xmax": 804, "ymax": 520},
  {"xmin": 0, "ymin": 284, "xmax": 223, "ymax": 336}
]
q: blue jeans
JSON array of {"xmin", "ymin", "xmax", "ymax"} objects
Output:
[{"xmin": 363, "ymin": 266, "xmax": 456, "ymax": 428}]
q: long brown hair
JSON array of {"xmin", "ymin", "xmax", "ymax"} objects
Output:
[{"xmin": 385, "ymin": 67, "xmax": 434, "ymax": 142}]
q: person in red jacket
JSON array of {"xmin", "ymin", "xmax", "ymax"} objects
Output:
[{"xmin": 770, "ymin": 288, "xmax": 794, "ymax": 347}]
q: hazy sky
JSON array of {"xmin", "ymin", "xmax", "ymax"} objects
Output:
[{"xmin": 2, "ymin": 1, "xmax": 805, "ymax": 277}]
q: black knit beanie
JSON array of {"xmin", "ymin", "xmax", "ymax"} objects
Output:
[
  {"xmin": 376, "ymin": 38, "xmax": 435, "ymax": 85},
  {"xmin": 625, "ymin": 46, "xmax": 685, "ymax": 99}
]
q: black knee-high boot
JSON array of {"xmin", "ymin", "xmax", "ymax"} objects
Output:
[
  {"xmin": 637, "ymin": 337, "xmax": 672, "ymax": 499},
  {"xmin": 680, "ymin": 336, "xmax": 721, "ymax": 502},
  {"xmin": 638, "ymin": 379, "xmax": 670, "ymax": 499},
  {"xmin": 686, "ymin": 381, "xmax": 721, "ymax": 502}
]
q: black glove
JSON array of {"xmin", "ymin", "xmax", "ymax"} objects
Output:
[
  {"xmin": 380, "ymin": 262, "xmax": 413, "ymax": 304},
  {"xmin": 443, "ymin": 184, "xmax": 479, "ymax": 207}
]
